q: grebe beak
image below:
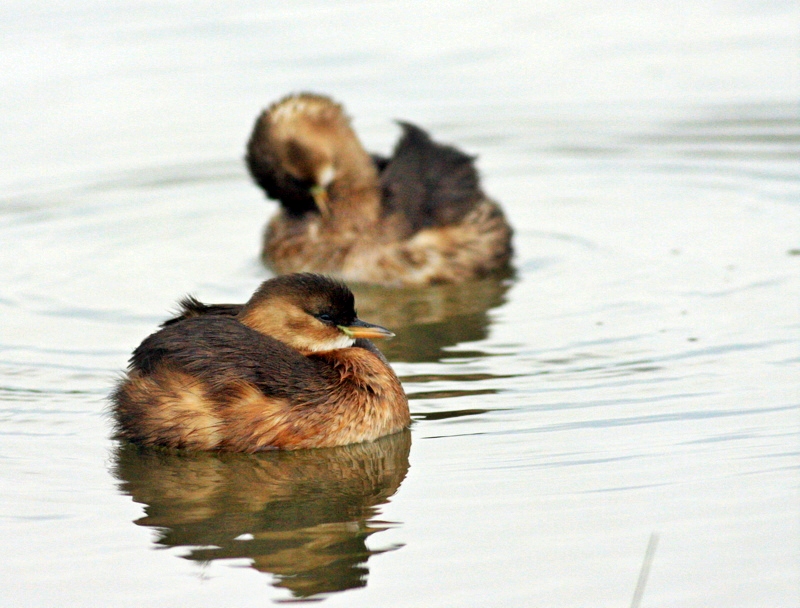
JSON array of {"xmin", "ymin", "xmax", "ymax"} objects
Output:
[
  {"xmin": 310, "ymin": 185, "xmax": 330, "ymax": 217},
  {"xmin": 338, "ymin": 319, "xmax": 395, "ymax": 340}
]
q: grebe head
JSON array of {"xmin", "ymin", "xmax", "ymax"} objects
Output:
[
  {"xmin": 246, "ymin": 93, "xmax": 378, "ymax": 218},
  {"xmin": 238, "ymin": 273, "xmax": 393, "ymax": 353}
]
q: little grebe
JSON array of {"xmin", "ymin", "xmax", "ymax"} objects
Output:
[
  {"xmin": 246, "ymin": 93, "xmax": 513, "ymax": 287},
  {"xmin": 111, "ymin": 273, "xmax": 409, "ymax": 451}
]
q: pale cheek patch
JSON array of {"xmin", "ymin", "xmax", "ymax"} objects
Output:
[
  {"xmin": 305, "ymin": 334, "xmax": 355, "ymax": 352},
  {"xmin": 318, "ymin": 164, "xmax": 336, "ymax": 187}
]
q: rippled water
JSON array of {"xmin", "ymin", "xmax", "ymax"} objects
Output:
[{"xmin": 2, "ymin": 2, "xmax": 798, "ymax": 606}]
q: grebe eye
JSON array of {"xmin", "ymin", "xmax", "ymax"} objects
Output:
[{"xmin": 317, "ymin": 313, "xmax": 333, "ymax": 323}]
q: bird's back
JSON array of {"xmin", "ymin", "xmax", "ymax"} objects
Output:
[{"xmin": 129, "ymin": 315, "xmax": 325, "ymax": 395}]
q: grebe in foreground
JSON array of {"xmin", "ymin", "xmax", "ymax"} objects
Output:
[
  {"xmin": 111, "ymin": 274, "xmax": 409, "ymax": 451},
  {"xmin": 246, "ymin": 93, "xmax": 513, "ymax": 287}
]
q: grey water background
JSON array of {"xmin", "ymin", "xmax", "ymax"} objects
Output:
[{"xmin": 1, "ymin": 1, "xmax": 798, "ymax": 605}]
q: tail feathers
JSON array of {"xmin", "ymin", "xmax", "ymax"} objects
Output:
[
  {"xmin": 379, "ymin": 122, "xmax": 484, "ymax": 234},
  {"xmin": 161, "ymin": 296, "xmax": 243, "ymax": 327}
]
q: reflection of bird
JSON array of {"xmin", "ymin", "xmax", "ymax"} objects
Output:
[
  {"xmin": 112, "ymin": 430, "xmax": 411, "ymax": 600},
  {"xmin": 111, "ymin": 273, "xmax": 410, "ymax": 451},
  {"xmin": 349, "ymin": 274, "xmax": 513, "ymax": 362},
  {"xmin": 246, "ymin": 93, "xmax": 513, "ymax": 286}
]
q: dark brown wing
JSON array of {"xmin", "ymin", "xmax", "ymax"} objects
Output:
[{"xmin": 130, "ymin": 316, "xmax": 334, "ymax": 398}]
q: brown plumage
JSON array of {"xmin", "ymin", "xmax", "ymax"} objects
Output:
[
  {"xmin": 111, "ymin": 273, "xmax": 410, "ymax": 451},
  {"xmin": 246, "ymin": 93, "xmax": 513, "ymax": 287}
]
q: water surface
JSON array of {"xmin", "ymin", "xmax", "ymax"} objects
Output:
[{"xmin": 1, "ymin": 1, "xmax": 798, "ymax": 606}]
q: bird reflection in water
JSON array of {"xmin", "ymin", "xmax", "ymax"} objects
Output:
[
  {"xmin": 112, "ymin": 429, "xmax": 411, "ymax": 601},
  {"xmin": 349, "ymin": 272, "xmax": 514, "ymax": 363}
]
